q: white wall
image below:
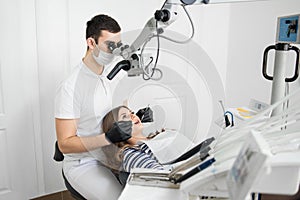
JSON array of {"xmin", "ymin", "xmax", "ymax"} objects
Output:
[
  {"xmin": 35, "ymin": 0, "xmax": 73, "ymax": 193},
  {"xmin": 226, "ymin": 0, "xmax": 300, "ymax": 108}
]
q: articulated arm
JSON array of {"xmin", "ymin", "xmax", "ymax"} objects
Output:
[{"xmin": 107, "ymin": 0, "xmax": 209, "ymax": 80}]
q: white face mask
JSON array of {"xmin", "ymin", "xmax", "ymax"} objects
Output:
[{"xmin": 93, "ymin": 45, "xmax": 115, "ymax": 66}]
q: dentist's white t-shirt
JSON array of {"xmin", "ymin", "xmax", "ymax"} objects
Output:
[{"xmin": 55, "ymin": 61, "xmax": 112, "ymax": 166}]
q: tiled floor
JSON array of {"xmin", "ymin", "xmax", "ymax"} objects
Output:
[{"xmin": 31, "ymin": 190, "xmax": 74, "ymax": 200}]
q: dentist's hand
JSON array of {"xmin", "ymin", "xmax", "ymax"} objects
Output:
[
  {"xmin": 136, "ymin": 107, "xmax": 154, "ymax": 123},
  {"xmin": 105, "ymin": 121, "xmax": 132, "ymax": 143}
]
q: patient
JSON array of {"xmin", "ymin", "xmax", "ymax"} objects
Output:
[{"xmin": 101, "ymin": 105, "xmax": 169, "ymax": 181}]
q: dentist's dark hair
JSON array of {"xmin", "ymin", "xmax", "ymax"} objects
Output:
[{"xmin": 86, "ymin": 14, "xmax": 121, "ymax": 43}]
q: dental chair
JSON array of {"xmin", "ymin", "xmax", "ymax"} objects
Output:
[{"xmin": 53, "ymin": 141, "xmax": 87, "ymax": 200}]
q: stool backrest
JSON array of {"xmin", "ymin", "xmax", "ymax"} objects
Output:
[{"xmin": 53, "ymin": 141, "xmax": 64, "ymax": 162}]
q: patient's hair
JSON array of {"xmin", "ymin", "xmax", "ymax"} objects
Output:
[
  {"xmin": 102, "ymin": 105, "xmax": 128, "ymax": 135},
  {"xmin": 102, "ymin": 105, "xmax": 129, "ymax": 173}
]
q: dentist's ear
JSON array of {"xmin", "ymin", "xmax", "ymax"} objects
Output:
[{"xmin": 86, "ymin": 38, "xmax": 96, "ymax": 50}]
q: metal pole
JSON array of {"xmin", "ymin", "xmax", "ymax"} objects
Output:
[{"xmin": 270, "ymin": 50, "xmax": 289, "ymax": 116}]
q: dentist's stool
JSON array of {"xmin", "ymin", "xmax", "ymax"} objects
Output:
[{"xmin": 53, "ymin": 141, "xmax": 87, "ymax": 200}]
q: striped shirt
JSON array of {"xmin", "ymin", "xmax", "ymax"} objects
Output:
[{"xmin": 121, "ymin": 143, "xmax": 165, "ymax": 172}]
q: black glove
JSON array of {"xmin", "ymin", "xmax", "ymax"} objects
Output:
[
  {"xmin": 136, "ymin": 107, "xmax": 154, "ymax": 123},
  {"xmin": 105, "ymin": 121, "xmax": 132, "ymax": 143}
]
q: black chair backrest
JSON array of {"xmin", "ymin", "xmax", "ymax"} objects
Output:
[{"xmin": 53, "ymin": 141, "xmax": 64, "ymax": 162}]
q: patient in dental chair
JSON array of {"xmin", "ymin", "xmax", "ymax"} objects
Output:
[
  {"xmin": 101, "ymin": 105, "xmax": 172, "ymax": 183},
  {"xmin": 101, "ymin": 105, "xmax": 214, "ymax": 186}
]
